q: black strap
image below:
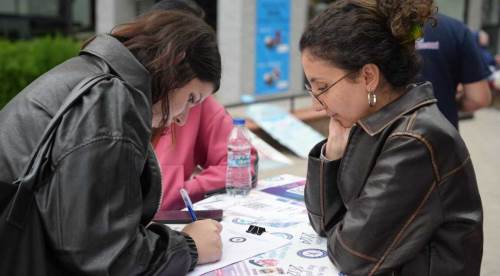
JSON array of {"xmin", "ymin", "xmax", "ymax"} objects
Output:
[{"xmin": 6, "ymin": 73, "xmax": 114, "ymax": 229}]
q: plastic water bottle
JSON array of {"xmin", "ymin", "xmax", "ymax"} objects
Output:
[{"xmin": 226, "ymin": 118, "xmax": 252, "ymax": 196}]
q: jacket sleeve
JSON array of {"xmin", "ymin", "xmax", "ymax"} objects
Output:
[
  {"xmin": 35, "ymin": 138, "xmax": 196, "ymax": 275},
  {"xmin": 186, "ymin": 102, "xmax": 258, "ymax": 202},
  {"xmin": 305, "ymin": 140, "xmax": 346, "ymax": 237},
  {"xmin": 326, "ymin": 135, "xmax": 442, "ymax": 276}
]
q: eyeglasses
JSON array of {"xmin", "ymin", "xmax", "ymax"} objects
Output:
[{"xmin": 304, "ymin": 71, "xmax": 354, "ymax": 108}]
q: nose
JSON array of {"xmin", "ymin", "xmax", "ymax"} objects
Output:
[
  {"xmin": 312, "ymin": 97, "xmax": 324, "ymax": 112},
  {"xmin": 174, "ymin": 108, "xmax": 189, "ymax": 126}
]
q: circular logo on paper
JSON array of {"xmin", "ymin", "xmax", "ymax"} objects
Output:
[
  {"xmin": 229, "ymin": 237, "xmax": 247, "ymax": 243},
  {"xmin": 297, "ymin": 248, "xmax": 327, "ymax": 259},
  {"xmin": 270, "ymin": 232, "xmax": 294, "ymax": 240}
]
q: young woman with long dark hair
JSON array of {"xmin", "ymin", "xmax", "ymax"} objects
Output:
[{"xmin": 0, "ymin": 10, "xmax": 222, "ymax": 275}]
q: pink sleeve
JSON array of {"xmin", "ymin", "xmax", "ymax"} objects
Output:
[
  {"xmin": 184, "ymin": 98, "xmax": 259, "ymax": 202},
  {"xmin": 183, "ymin": 98, "xmax": 232, "ymax": 203},
  {"xmin": 155, "ymin": 96, "xmax": 259, "ymax": 210}
]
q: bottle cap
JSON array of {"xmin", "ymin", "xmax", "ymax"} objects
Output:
[{"xmin": 233, "ymin": 118, "xmax": 245, "ymax": 126}]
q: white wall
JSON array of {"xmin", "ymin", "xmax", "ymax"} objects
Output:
[
  {"xmin": 216, "ymin": 0, "xmax": 308, "ymax": 105},
  {"xmin": 436, "ymin": 0, "xmax": 466, "ymax": 21},
  {"xmin": 96, "ymin": 0, "xmax": 137, "ymax": 34}
]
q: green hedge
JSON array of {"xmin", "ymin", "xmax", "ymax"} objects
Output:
[{"xmin": 0, "ymin": 36, "xmax": 81, "ymax": 108}]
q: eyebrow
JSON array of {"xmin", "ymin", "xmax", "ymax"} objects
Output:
[{"xmin": 308, "ymin": 77, "xmax": 329, "ymax": 83}]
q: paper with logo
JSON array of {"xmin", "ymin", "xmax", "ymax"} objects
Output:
[
  {"xmin": 201, "ymin": 222, "xmax": 340, "ymax": 276},
  {"xmin": 257, "ymin": 174, "xmax": 306, "ymax": 190},
  {"xmin": 188, "ymin": 221, "xmax": 290, "ymax": 276},
  {"xmin": 260, "ymin": 178, "xmax": 305, "ymax": 201},
  {"xmin": 194, "ymin": 190, "xmax": 307, "ymax": 222},
  {"xmin": 277, "ymin": 225, "xmax": 340, "ymax": 275},
  {"xmin": 190, "ymin": 175, "xmax": 340, "ymax": 275}
]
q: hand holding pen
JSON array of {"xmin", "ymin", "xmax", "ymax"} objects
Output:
[
  {"xmin": 180, "ymin": 188, "xmax": 197, "ymax": 221},
  {"xmin": 180, "ymin": 188, "xmax": 223, "ymax": 264}
]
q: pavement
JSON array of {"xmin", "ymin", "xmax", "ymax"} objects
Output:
[
  {"xmin": 461, "ymin": 108, "xmax": 500, "ymax": 276},
  {"xmin": 258, "ymin": 108, "xmax": 500, "ymax": 275}
]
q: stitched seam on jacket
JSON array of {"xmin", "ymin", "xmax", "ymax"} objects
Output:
[
  {"xmin": 439, "ymin": 155, "xmax": 471, "ymax": 185},
  {"xmin": 358, "ymin": 99, "xmax": 436, "ymax": 136},
  {"xmin": 54, "ymin": 136, "xmax": 143, "ymax": 167},
  {"xmin": 335, "ymin": 229, "xmax": 379, "ymax": 262},
  {"xmin": 368, "ymin": 181, "xmax": 438, "ymax": 275},
  {"xmin": 389, "ymin": 132, "xmax": 441, "ymax": 182},
  {"xmin": 368, "ymin": 133, "xmax": 439, "ymax": 275},
  {"xmin": 405, "ymin": 111, "xmax": 418, "ymax": 131}
]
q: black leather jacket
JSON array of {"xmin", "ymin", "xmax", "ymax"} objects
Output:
[
  {"xmin": 305, "ymin": 83, "xmax": 483, "ymax": 276},
  {"xmin": 0, "ymin": 35, "xmax": 197, "ymax": 275}
]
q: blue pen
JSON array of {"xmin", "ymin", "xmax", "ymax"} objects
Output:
[{"xmin": 180, "ymin": 188, "xmax": 197, "ymax": 221}]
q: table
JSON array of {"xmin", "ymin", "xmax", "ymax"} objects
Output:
[{"xmin": 185, "ymin": 174, "xmax": 341, "ymax": 276}]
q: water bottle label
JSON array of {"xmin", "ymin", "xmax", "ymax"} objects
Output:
[{"xmin": 227, "ymin": 152, "xmax": 251, "ymax": 168}]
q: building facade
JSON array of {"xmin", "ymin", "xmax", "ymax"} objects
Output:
[{"xmin": 1, "ymin": 0, "xmax": 499, "ymax": 105}]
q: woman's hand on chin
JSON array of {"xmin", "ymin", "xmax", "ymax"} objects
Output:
[{"xmin": 325, "ymin": 117, "xmax": 351, "ymax": 160}]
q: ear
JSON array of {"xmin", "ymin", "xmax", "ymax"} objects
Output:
[{"xmin": 360, "ymin": 64, "xmax": 380, "ymax": 92}]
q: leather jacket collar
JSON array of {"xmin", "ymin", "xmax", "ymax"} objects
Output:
[
  {"xmin": 358, "ymin": 82, "xmax": 437, "ymax": 136},
  {"xmin": 80, "ymin": 34, "xmax": 151, "ymax": 96}
]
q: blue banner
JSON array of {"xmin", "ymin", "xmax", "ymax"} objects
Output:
[{"xmin": 255, "ymin": 0, "xmax": 290, "ymax": 96}]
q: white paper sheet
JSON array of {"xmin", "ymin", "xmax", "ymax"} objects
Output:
[
  {"xmin": 188, "ymin": 222, "xmax": 290, "ymax": 276},
  {"xmin": 186, "ymin": 174, "xmax": 341, "ymax": 276},
  {"xmin": 246, "ymin": 130, "xmax": 293, "ymax": 171},
  {"xmin": 277, "ymin": 224, "xmax": 340, "ymax": 275},
  {"xmin": 201, "ymin": 222, "xmax": 340, "ymax": 276},
  {"xmin": 194, "ymin": 190, "xmax": 308, "ymax": 222},
  {"xmin": 257, "ymin": 174, "xmax": 306, "ymax": 190},
  {"xmin": 245, "ymin": 104, "xmax": 325, "ymax": 158}
]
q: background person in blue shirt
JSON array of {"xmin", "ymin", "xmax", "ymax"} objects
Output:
[
  {"xmin": 417, "ymin": 13, "xmax": 491, "ymax": 129},
  {"xmin": 473, "ymin": 30, "xmax": 497, "ymax": 71}
]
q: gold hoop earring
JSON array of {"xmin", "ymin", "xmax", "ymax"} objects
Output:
[{"xmin": 368, "ymin": 91, "xmax": 377, "ymax": 107}]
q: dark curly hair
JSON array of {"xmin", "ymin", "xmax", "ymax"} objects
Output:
[{"xmin": 300, "ymin": 0, "xmax": 436, "ymax": 89}]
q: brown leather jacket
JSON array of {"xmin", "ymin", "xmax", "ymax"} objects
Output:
[{"xmin": 305, "ymin": 83, "xmax": 483, "ymax": 276}]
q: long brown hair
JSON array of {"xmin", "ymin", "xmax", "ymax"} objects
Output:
[{"xmin": 111, "ymin": 10, "xmax": 221, "ymax": 130}]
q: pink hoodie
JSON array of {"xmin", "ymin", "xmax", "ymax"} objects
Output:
[{"xmin": 154, "ymin": 96, "xmax": 257, "ymax": 210}]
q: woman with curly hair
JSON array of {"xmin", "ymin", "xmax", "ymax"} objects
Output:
[{"xmin": 301, "ymin": 1, "xmax": 483, "ymax": 275}]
